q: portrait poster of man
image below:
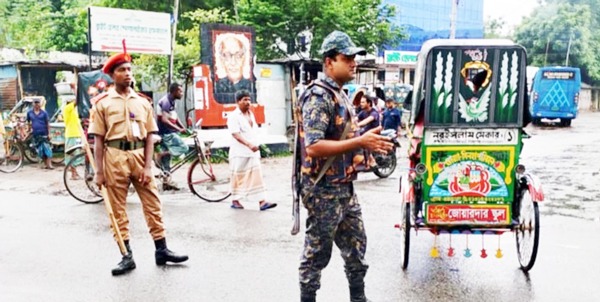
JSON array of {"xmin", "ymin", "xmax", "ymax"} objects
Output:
[{"xmin": 201, "ymin": 24, "xmax": 256, "ymax": 104}]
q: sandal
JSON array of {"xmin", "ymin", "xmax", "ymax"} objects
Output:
[
  {"xmin": 231, "ymin": 202, "xmax": 244, "ymax": 210},
  {"xmin": 259, "ymin": 202, "xmax": 277, "ymax": 211}
]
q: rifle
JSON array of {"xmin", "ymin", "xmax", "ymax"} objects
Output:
[
  {"xmin": 291, "ymin": 116, "xmax": 301, "ymax": 235},
  {"xmin": 290, "ymin": 81, "xmax": 353, "ymax": 236}
]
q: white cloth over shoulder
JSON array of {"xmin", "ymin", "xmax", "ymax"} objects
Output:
[{"xmin": 227, "ymin": 107, "xmax": 260, "ymax": 158}]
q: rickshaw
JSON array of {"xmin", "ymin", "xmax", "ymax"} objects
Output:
[{"xmin": 398, "ymin": 39, "xmax": 544, "ymax": 272}]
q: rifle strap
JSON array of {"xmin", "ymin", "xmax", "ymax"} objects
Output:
[{"xmin": 302, "ymin": 80, "xmax": 353, "ymax": 198}]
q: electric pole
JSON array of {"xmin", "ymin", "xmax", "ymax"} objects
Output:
[
  {"xmin": 450, "ymin": 0, "xmax": 458, "ymax": 39},
  {"xmin": 168, "ymin": 0, "xmax": 180, "ymax": 87}
]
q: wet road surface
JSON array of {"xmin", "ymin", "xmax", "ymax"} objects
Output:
[{"xmin": 1, "ymin": 111, "xmax": 599, "ymax": 302}]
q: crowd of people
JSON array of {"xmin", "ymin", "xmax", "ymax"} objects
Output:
[{"xmin": 355, "ymin": 90, "xmax": 405, "ymax": 137}]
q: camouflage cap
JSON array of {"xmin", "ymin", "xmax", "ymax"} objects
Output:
[{"xmin": 319, "ymin": 30, "xmax": 367, "ymax": 56}]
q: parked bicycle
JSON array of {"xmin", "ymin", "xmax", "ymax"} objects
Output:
[
  {"xmin": 63, "ymin": 120, "xmax": 230, "ymax": 203},
  {"xmin": 0, "ymin": 124, "xmax": 24, "ymax": 173},
  {"xmin": 12, "ymin": 117, "xmax": 63, "ymax": 165}
]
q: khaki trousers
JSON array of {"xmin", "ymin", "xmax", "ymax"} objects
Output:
[{"xmin": 103, "ymin": 146, "xmax": 165, "ymax": 241}]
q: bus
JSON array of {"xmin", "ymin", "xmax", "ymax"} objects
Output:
[{"xmin": 530, "ymin": 66, "xmax": 581, "ymax": 126}]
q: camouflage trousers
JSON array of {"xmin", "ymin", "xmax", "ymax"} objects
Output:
[{"xmin": 299, "ymin": 191, "xmax": 368, "ymax": 294}]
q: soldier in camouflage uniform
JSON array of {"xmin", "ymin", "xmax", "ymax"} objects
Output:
[{"xmin": 296, "ymin": 31, "xmax": 394, "ymax": 302}]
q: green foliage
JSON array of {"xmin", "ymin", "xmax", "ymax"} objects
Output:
[
  {"xmin": 237, "ymin": 0, "xmax": 404, "ymax": 60},
  {"xmin": 0, "ymin": 0, "xmax": 403, "ymax": 87},
  {"xmin": 259, "ymin": 144, "xmax": 272, "ymax": 158},
  {"xmin": 134, "ymin": 8, "xmax": 232, "ymax": 91},
  {"xmin": 210, "ymin": 148, "xmax": 229, "ymax": 163},
  {"xmin": 514, "ymin": 2, "xmax": 600, "ymax": 84},
  {"xmin": 0, "ymin": 0, "xmax": 54, "ymax": 49},
  {"xmin": 484, "ymin": 18, "xmax": 508, "ymax": 39}
]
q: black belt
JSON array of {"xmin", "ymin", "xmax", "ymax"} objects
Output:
[{"xmin": 106, "ymin": 140, "xmax": 145, "ymax": 151}]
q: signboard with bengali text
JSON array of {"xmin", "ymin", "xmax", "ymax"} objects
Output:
[
  {"xmin": 424, "ymin": 128, "xmax": 519, "ymax": 145},
  {"xmin": 89, "ymin": 6, "xmax": 171, "ymax": 55},
  {"xmin": 384, "ymin": 50, "xmax": 418, "ymax": 65},
  {"xmin": 426, "ymin": 204, "xmax": 510, "ymax": 225}
]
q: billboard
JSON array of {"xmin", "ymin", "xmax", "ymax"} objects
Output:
[
  {"xmin": 200, "ymin": 23, "xmax": 256, "ymax": 104},
  {"xmin": 88, "ymin": 6, "xmax": 171, "ymax": 55}
]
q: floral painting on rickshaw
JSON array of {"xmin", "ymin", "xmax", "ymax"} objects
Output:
[
  {"xmin": 424, "ymin": 147, "xmax": 517, "ymax": 204},
  {"xmin": 430, "ymin": 161, "xmax": 507, "ymax": 199}
]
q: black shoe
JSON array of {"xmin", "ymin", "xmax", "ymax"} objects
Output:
[
  {"xmin": 155, "ymin": 248, "xmax": 189, "ymax": 265},
  {"xmin": 111, "ymin": 254, "xmax": 136, "ymax": 276},
  {"xmin": 300, "ymin": 295, "xmax": 316, "ymax": 302},
  {"xmin": 350, "ymin": 285, "xmax": 370, "ymax": 302}
]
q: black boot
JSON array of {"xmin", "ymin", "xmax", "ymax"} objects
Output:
[
  {"xmin": 111, "ymin": 241, "xmax": 136, "ymax": 276},
  {"xmin": 350, "ymin": 285, "xmax": 369, "ymax": 302},
  {"xmin": 154, "ymin": 238, "xmax": 189, "ymax": 265},
  {"xmin": 300, "ymin": 292, "xmax": 316, "ymax": 302}
]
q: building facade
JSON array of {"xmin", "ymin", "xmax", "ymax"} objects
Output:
[{"xmin": 381, "ymin": 0, "xmax": 484, "ymax": 85}]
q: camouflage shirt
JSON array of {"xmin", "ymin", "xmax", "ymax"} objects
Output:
[{"xmin": 296, "ymin": 76, "xmax": 373, "ymax": 197}]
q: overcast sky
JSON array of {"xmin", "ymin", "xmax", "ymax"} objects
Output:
[{"xmin": 483, "ymin": 0, "xmax": 539, "ymax": 29}]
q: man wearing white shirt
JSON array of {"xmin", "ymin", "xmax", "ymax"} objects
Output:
[{"xmin": 227, "ymin": 90, "xmax": 277, "ymax": 211}]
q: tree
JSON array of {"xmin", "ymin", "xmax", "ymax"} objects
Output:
[
  {"xmin": 237, "ymin": 0, "xmax": 404, "ymax": 60},
  {"xmin": 514, "ymin": 2, "xmax": 600, "ymax": 84},
  {"xmin": 135, "ymin": 8, "xmax": 232, "ymax": 90},
  {"xmin": 484, "ymin": 17, "xmax": 507, "ymax": 39},
  {"xmin": 0, "ymin": 0, "xmax": 55, "ymax": 50}
]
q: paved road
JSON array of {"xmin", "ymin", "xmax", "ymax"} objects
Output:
[{"xmin": 1, "ymin": 111, "xmax": 599, "ymax": 302}]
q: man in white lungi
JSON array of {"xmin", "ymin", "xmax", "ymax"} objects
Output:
[{"xmin": 227, "ymin": 89, "xmax": 277, "ymax": 211}]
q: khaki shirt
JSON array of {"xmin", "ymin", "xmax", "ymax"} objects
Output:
[{"xmin": 89, "ymin": 88, "xmax": 158, "ymax": 141}]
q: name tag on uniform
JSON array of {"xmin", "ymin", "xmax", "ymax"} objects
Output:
[{"xmin": 131, "ymin": 121, "xmax": 141, "ymax": 138}]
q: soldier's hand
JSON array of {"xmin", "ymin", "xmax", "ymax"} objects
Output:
[
  {"xmin": 139, "ymin": 167, "xmax": 153, "ymax": 185},
  {"xmin": 95, "ymin": 172, "xmax": 106, "ymax": 188},
  {"xmin": 249, "ymin": 144, "xmax": 259, "ymax": 152},
  {"xmin": 360, "ymin": 126, "xmax": 394, "ymax": 154}
]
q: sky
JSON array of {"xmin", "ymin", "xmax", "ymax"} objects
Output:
[{"xmin": 483, "ymin": 0, "xmax": 540, "ymax": 30}]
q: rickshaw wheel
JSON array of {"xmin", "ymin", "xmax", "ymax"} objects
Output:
[
  {"xmin": 399, "ymin": 202, "xmax": 411, "ymax": 270},
  {"xmin": 515, "ymin": 189, "xmax": 540, "ymax": 272}
]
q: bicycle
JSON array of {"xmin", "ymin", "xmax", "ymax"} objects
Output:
[
  {"xmin": 13, "ymin": 118, "xmax": 63, "ymax": 165},
  {"xmin": 0, "ymin": 125, "xmax": 24, "ymax": 173},
  {"xmin": 63, "ymin": 144, "xmax": 102, "ymax": 203},
  {"xmin": 63, "ymin": 123, "xmax": 231, "ymax": 203},
  {"xmin": 155, "ymin": 125, "xmax": 231, "ymax": 202}
]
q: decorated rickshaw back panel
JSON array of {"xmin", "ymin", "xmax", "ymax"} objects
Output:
[
  {"xmin": 418, "ymin": 44, "xmax": 526, "ymax": 226},
  {"xmin": 425, "ymin": 46, "xmax": 526, "ymax": 126},
  {"xmin": 422, "ymin": 130, "xmax": 521, "ymax": 225}
]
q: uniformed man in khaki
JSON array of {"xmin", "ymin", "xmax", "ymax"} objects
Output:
[{"xmin": 89, "ymin": 52, "xmax": 188, "ymax": 276}]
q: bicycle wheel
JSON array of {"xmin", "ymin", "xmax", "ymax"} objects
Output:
[
  {"xmin": 187, "ymin": 154, "xmax": 231, "ymax": 202},
  {"xmin": 51, "ymin": 144, "xmax": 65, "ymax": 165},
  {"xmin": 63, "ymin": 152, "xmax": 103, "ymax": 204},
  {"xmin": 399, "ymin": 202, "xmax": 411, "ymax": 270},
  {"xmin": 0, "ymin": 141, "xmax": 24, "ymax": 173},
  {"xmin": 515, "ymin": 188, "xmax": 540, "ymax": 272},
  {"xmin": 23, "ymin": 143, "xmax": 40, "ymax": 163}
]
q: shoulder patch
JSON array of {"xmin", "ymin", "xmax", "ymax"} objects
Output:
[{"xmin": 90, "ymin": 92, "xmax": 108, "ymax": 105}]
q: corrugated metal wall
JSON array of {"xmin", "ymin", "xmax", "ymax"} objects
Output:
[
  {"xmin": 0, "ymin": 65, "xmax": 19, "ymax": 111},
  {"xmin": 0, "ymin": 78, "xmax": 18, "ymax": 111}
]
